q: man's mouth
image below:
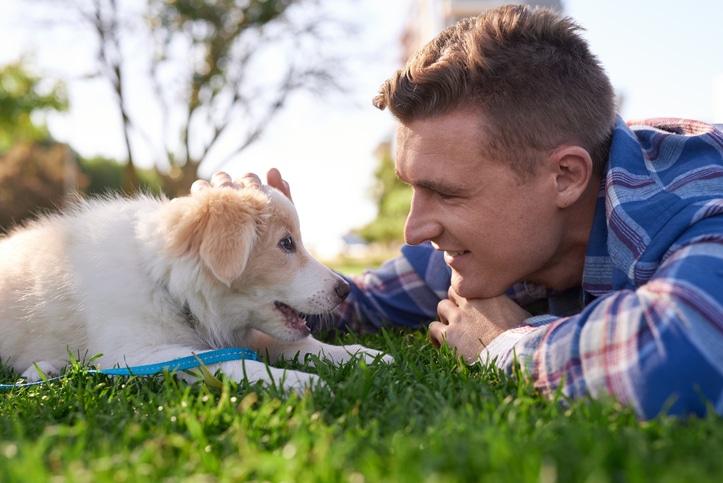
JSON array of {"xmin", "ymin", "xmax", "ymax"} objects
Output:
[
  {"xmin": 274, "ymin": 301, "xmax": 311, "ymax": 335},
  {"xmin": 444, "ymin": 250, "xmax": 468, "ymax": 257},
  {"xmin": 443, "ymin": 250, "xmax": 470, "ymax": 268}
]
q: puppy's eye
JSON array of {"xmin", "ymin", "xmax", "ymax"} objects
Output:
[{"xmin": 278, "ymin": 235, "xmax": 296, "ymax": 253}]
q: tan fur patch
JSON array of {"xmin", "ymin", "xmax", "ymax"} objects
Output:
[
  {"xmin": 162, "ymin": 188, "xmax": 269, "ymax": 285},
  {"xmin": 233, "ymin": 191, "xmax": 309, "ymax": 290}
]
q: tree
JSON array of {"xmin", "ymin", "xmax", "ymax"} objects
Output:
[
  {"xmin": 54, "ymin": 0, "xmax": 351, "ymax": 195},
  {"xmin": 77, "ymin": 155, "xmax": 163, "ymax": 196},
  {"xmin": 0, "ymin": 60, "xmax": 72, "ymax": 231},
  {"xmin": 0, "ymin": 59, "xmax": 68, "ymax": 153},
  {"xmin": 357, "ymin": 141, "xmax": 411, "ymax": 246},
  {"xmin": 0, "ymin": 142, "xmax": 81, "ymax": 232}
]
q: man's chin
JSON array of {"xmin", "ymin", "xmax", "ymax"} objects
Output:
[{"xmin": 451, "ymin": 274, "xmax": 506, "ymax": 299}]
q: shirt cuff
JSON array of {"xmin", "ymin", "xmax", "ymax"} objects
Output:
[{"xmin": 479, "ymin": 314, "xmax": 557, "ymax": 365}]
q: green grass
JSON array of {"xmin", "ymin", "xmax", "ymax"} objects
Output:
[{"xmin": 2, "ymin": 330, "xmax": 723, "ymax": 482}]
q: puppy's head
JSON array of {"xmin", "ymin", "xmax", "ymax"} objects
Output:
[{"xmin": 163, "ymin": 183, "xmax": 349, "ymax": 342}]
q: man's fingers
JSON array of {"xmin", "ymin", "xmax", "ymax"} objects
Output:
[
  {"xmin": 199, "ymin": 170, "xmax": 288, "ymax": 197},
  {"xmin": 266, "ymin": 168, "xmax": 293, "ymax": 201},
  {"xmin": 190, "ymin": 179, "xmax": 211, "ymax": 194},
  {"xmin": 240, "ymin": 173, "xmax": 262, "ymax": 188},
  {"xmin": 210, "ymin": 171, "xmax": 235, "ymax": 188},
  {"xmin": 209, "ymin": 171, "xmax": 261, "ymax": 190},
  {"xmin": 437, "ymin": 298, "xmax": 456, "ymax": 324},
  {"xmin": 428, "ymin": 321, "xmax": 447, "ymax": 349}
]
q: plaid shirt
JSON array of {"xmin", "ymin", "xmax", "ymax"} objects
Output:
[{"xmin": 314, "ymin": 117, "xmax": 723, "ymax": 419}]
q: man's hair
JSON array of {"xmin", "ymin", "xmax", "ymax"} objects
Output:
[{"xmin": 373, "ymin": 5, "xmax": 616, "ymax": 177}]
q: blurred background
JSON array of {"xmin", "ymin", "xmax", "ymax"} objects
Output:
[{"xmin": 1, "ymin": 0, "xmax": 722, "ymax": 263}]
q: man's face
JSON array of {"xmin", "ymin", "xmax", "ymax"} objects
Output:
[{"xmin": 395, "ymin": 110, "xmax": 566, "ymax": 299}]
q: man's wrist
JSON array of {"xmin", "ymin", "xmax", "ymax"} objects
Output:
[
  {"xmin": 479, "ymin": 322, "xmax": 538, "ymax": 364},
  {"xmin": 478, "ymin": 314, "xmax": 558, "ymax": 365}
]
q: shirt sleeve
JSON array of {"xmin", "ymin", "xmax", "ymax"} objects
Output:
[
  {"xmin": 484, "ymin": 237, "xmax": 723, "ymax": 419},
  {"xmin": 308, "ymin": 243, "xmax": 450, "ymax": 333}
]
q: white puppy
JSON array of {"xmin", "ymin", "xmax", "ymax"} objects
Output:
[{"xmin": 0, "ymin": 175, "xmax": 390, "ymax": 392}]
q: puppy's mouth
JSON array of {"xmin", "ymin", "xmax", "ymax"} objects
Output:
[{"xmin": 274, "ymin": 301, "xmax": 311, "ymax": 336}]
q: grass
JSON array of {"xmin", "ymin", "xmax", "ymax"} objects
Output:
[{"xmin": 2, "ymin": 330, "xmax": 723, "ymax": 482}]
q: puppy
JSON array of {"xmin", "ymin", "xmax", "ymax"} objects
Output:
[{"xmin": 0, "ymin": 177, "xmax": 390, "ymax": 393}]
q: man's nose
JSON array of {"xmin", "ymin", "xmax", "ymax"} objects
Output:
[{"xmin": 403, "ymin": 194, "xmax": 441, "ymax": 245}]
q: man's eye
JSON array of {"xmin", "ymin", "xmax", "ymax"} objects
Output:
[{"xmin": 278, "ymin": 236, "xmax": 296, "ymax": 253}]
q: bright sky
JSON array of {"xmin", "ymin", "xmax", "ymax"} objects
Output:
[{"xmin": 1, "ymin": 0, "xmax": 722, "ymax": 258}]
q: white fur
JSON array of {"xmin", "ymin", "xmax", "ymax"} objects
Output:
[{"xmin": 0, "ymin": 186, "xmax": 391, "ymax": 393}]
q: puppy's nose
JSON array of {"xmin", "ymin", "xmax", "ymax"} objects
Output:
[{"xmin": 335, "ymin": 280, "xmax": 350, "ymax": 301}]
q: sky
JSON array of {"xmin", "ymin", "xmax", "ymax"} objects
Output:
[{"xmin": 1, "ymin": 0, "xmax": 722, "ymax": 258}]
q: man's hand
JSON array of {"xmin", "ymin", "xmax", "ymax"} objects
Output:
[
  {"xmin": 190, "ymin": 171, "xmax": 262, "ymax": 193},
  {"xmin": 191, "ymin": 169, "xmax": 293, "ymax": 201},
  {"xmin": 430, "ymin": 287, "xmax": 531, "ymax": 363}
]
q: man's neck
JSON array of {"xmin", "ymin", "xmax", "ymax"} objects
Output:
[{"xmin": 538, "ymin": 174, "xmax": 602, "ymax": 291}]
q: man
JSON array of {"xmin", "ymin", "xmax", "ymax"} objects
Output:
[{"xmin": 213, "ymin": 5, "xmax": 723, "ymax": 419}]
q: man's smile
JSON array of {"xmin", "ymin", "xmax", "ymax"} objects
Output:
[{"xmin": 443, "ymin": 250, "xmax": 471, "ymax": 266}]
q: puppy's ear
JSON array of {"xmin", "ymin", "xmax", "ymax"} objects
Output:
[
  {"xmin": 164, "ymin": 189, "xmax": 267, "ymax": 286},
  {"xmin": 199, "ymin": 193, "xmax": 267, "ymax": 285}
]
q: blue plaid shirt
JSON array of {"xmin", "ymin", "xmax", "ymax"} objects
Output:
[{"xmin": 312, "ymin": 117, "xmax": 723, "ymax": 419}]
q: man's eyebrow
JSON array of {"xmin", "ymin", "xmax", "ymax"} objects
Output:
[
  {"xmin": 395, "ymin": 169, "xmax": 468, "ymax": 195},
  {"xmin": 409, "ymin": 178, "xmax": 468, "ymax": 196}
]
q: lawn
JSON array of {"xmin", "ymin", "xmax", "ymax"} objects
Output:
[{"xmin": 2, "ymin": 329, "xmax": 723, "ymax": 482}]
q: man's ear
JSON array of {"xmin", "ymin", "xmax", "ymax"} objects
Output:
[{"xmin": 549, "ymin": 145, "xmax": 594, "ymax": 208}]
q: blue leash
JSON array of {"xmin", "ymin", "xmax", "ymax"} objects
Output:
[{"xmin": 0, "ymin": 347, "xmax": 259, "ymax": 390}]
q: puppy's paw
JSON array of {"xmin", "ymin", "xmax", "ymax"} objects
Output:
[
  {"xmin": 279, "ymin": 370, "xmax": 323, "ymax": 396},
  {"xmin": 21, "ymin": 361, "xmax": 61, "ymax": 383},
  {"xmin": 350, "ymin": 346, "xmax": 394, "ymax": 365},
  {"xmin": 219, "ymin": 360, "xmax": 322, "ymax": 396},
  {"xmin": 322, "ymin": 344, "xmax": 394, "ymax": 365}
]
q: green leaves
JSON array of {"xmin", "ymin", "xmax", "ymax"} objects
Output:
[{"xmin": 0, "ymin": 58, "xmax": 68, "ymax": 153}]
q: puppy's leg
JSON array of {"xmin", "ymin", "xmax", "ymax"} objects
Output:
[
  {"xmin": 211, "ymin": 359, "xmax": 320, "ymax": 395},
  {"xmin": 246, "ymin": 329, "xmax": 393, "ymax": 365},
  {"xmin": 114, "ymin": 346, "xmax": 320, "ymax": 395},
  {"xmin": 20, "ymin": 361, "xmax": 62, "ymax": 382}
]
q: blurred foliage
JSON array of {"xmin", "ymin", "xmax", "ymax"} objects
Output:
[
  {"xmin": 0, "ymin": 148, "xmax": 168, "ymax": 233},
  {"xmin": 0, "ymin": 60, "xmax": 72, "ymax": 232},
  {"xmin": 357, "ymin": 142, "xmax": 411, "ymax": 245},
  {"xmin": 0, "ymin": 142, "xmax": 79, "ymax": 232},
  {"xmin": 0, "ymin": 0, "xmax": 353, "ymax": 228},
  {"xmin": 0, "ymin": 59, "xmax": 164, "ymax": 231},
  {"xmin": 0, "ymin": 59, "xmax": 68, "ymax": 153},
  {"xmin": 78, "ymin": 156, "xmax": 163, "ymax": 197}
]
